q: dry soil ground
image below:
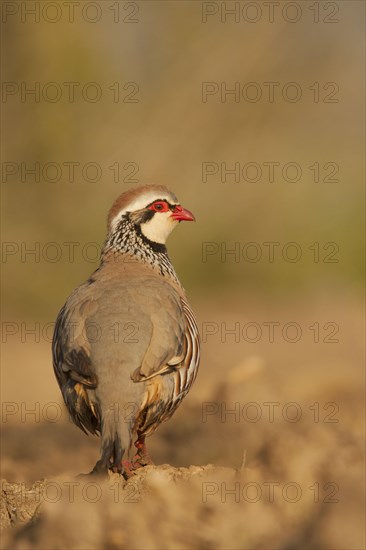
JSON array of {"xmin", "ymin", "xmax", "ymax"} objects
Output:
[{"xmin": 1, "ymin": 296, "xmax": 364, "ymax": 549}]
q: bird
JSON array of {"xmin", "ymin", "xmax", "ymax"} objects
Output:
[{"xmin": 52, "ymin": 185, "xmax": 200, "ymax": 476}]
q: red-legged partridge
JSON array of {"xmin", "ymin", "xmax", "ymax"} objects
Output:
[{"xmin": 52, "ymin": 185, "xmax": 200, "ymax": 476}]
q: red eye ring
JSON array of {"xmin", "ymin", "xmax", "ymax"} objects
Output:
[{"xmin": 149, "ymin": 201, "xmax": 169, "ymax": 213}]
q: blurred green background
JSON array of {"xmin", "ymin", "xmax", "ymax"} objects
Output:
[
  {"xmin": 1, "ymin": 1, "xmax": 364, "ymax": 320},
  {"xmin": 1, "ymin": 3, "xmax": 365, "ymax": 549}
]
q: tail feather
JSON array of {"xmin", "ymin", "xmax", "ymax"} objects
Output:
[{"xmin": 99, "ymin": 407, "xmax": 132, "ymax": 468}]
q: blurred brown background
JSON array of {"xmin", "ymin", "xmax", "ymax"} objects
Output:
[{"xmin": 1, "ymin": 1, "xmax": 364, "ymax": 548}]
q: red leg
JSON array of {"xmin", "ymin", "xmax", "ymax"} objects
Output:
[
  {"xmin": 111, "ymin": 434, "xmax": 153, "ymax": 476},
  {"xmin": 133, "ymin": 434, "xmax": 154, "ymax": 467}
]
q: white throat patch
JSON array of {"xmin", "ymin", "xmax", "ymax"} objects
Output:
[{"xmin": 140, "ymin": 211, "xmax": 178, "ymax": 244}]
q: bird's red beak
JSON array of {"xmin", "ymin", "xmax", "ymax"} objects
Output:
[{"xmin": 171, "ymin": 205, "xmax": 195, "ymax": 222}]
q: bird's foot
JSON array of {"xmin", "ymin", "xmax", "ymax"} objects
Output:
[
  {"xmin": 76, "ymin": 460, "xmax": 109, "ymax": 479},
  {"xmin": 132, "ymin": 453, "xmax": 154, "ymax": 468},
  {"xmin": 111, "ymin": 460, "xmax": 135, "ymax": 479}
]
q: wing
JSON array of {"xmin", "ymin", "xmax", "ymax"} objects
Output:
[
  {"xmin": 126, "ymin": 280, "xmax": 188, "ymax": 382},
  {"xmin": 52, "ymin": 295, "xmax": 101, "ymax": 435}
]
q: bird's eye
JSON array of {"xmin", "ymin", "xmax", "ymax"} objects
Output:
[{"xmin": 149, "ymin": 201, "xmax": 169, "ymax": 212}]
